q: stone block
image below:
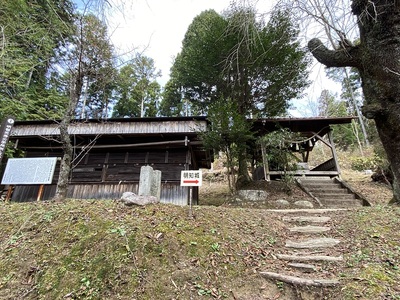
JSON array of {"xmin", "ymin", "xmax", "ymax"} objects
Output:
[{"xmin": 238, "ymin": 190, "xmax": 269, "ymax": 201}]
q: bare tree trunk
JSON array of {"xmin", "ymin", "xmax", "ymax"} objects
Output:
[
  {"xmin": 53, "ymin": 74, "xmax": 83, "ymax": 201},
  {"xmin": 53, "ymin": 119, "xmax": 73, "ymax": 201}
]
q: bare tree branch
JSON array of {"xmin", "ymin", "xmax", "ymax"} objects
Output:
[{"xmin": 308, "ymin": 37, "xmax": 361, "ymax": 68}]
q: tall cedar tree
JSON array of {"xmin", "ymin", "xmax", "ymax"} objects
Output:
[
  {"xmin": 113, "ymin": 54, "xmax": 161, "ymax": 118},
  {"xmin": 164, "ymin": 6, "xmax": 310, "ymax": 186},
  {"xmin": 163, "ymin": 7, "xmax": 310, "ymax": 117}
]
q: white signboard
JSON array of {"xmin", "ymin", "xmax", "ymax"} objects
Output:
[
  {"xmin": 180, "ymin": 170, "xmax": 202, "ymax": 187},
  {"xmin": 1, "ymin": 157, "xmax": 58, "ymax": 185}
]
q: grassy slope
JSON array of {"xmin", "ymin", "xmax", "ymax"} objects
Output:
[
  {"xmin": 0, "ymin": 200, "xmax": 287, "ymax": 299},
  {"xmin": 0, "ymin": 199, "xmax": 399, "ymax": 300}
]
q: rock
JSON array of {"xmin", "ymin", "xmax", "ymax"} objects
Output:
[
  {"xmin": 238, "ymin": 190, "xmax": 269, "ymax": 201},
  {"xmin": 294, "ymin": 200, "xmax": 314, "ymax": 208},
  {"xmin": 276, "ymin": 199, "xmax": 290, "ymax": 207},
  {"xmin": 120, "ymin": 192, "xmax": 159, "ymax": 206}
]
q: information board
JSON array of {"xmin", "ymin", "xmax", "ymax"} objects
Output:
[
  {"xmin": 180, "ymin": 170, "xmax": 202, "ymax": 187},
  {"xmin": 1, "ymin": 157, "xmax": 58, "ymax": 185}
]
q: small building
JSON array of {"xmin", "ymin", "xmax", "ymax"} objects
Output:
[
  {"xmin": 5, "ymin": 117, "xmax": 212, "ymax": 205},
  {"xmin": 251, "ymin": 116, "xmax": 355, "ymax": 180}
]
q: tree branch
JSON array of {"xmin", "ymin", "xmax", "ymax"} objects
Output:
[{"xmin": 308, "ymin": 38, "xmax": 362, "ymax": 68}]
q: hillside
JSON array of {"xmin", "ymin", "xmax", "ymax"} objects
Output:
[{"xmin": 0, "ymin": 170, "xmax": 399, "ymax": 299}]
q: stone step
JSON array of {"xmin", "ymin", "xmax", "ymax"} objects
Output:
[
  {"xmin": 289, "ymin": 225, "xmax": 331, "ymax": 233},
  {"xmin": 288, "ymin": 262, "xmax": 316, "ymax": 273},
  {"xmin": 316, "ymin": 194, "xmax": 355, "ymax": 200},
  {"xmin": 309, "ymin": 188, "xmax": 349, "ymax": 194},
  {"xmin": 299, "ymin": 176, "xmax": 333, "ymax": 180},
  {"xmin": 269, "ymin": 208, "xmax": 347, "ymax": 213},
  {"xmin": 282, "ymin": 216, "xmax": 331, "ymax": 223},
  {"xmin": 276, "ymin": 253, "xmax": 344, "ymax": 262},
  {"xmin": 302, "ymin": 183, "xmax": 342, "ymax": 189},
  {"xmin": 260, "ymin": 271, "xmax": 339, "ymax": 287},
  {"xmin": 285, "ymin": 238, "xmax": 340, "ymax": 249},
  {"xmin": 320, "ymin": 199, "xmax": 362, "ymax": 207}
]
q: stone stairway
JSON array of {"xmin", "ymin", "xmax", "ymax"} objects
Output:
[
  {"xmin": 296, "ymin": 176, "xmax": 366, "ymax": 208},
  {"xmin": 260, "ymin": 209, "xmax": 343, "ymax": 288}
]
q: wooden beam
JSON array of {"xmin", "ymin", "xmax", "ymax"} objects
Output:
[
  {"xmin": 20, "ymin": 139, "xmax": 191, "ymax": 150},
  {"xmin": 269, "ymin": 170, "xmax": 339, "ymax": 176},
  {"xmin": 311, "ymin": 132, "xmax": 332, "ymax": 149},
  {"xmin": 37, "ymin": 184, "xmax": 45, "ymax": 201}
]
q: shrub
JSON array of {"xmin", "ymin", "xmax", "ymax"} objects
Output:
[{"xmin": 350, "ymin": 155, "xmax": 384, "ymax": 171}]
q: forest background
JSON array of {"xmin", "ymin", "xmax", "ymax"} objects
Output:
[{"xmin": 0, "ymin": 0, "xmax": 389, "ymax": 201}]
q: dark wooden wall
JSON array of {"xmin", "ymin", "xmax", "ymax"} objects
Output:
[{"xmin": 10, "ymin": 148, "xmax": 197, "ymax": 205}]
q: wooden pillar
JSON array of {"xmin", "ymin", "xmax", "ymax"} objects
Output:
[
  {"xmin": 37, "ymin": 184, "xmax": 45, "ymax": 201},
  {"xmin": 5, "ymin": 185, "xmax": 13, "ymax": 202},
  {"xmin": 261, "ymin": 146, "xmax": 270, "ymax": 181},
  {"xmin": 328, "ymin": 130, "xmax": 341, "ymax": 177}
]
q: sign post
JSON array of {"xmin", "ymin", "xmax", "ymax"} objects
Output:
[
  {"xmin": 180, "ymin": 170, "xmax": 202, "ymax": 217},
  {"xmin": 1, "ymin": 157, "xmax": 58, "ymax": 201},
  {"xmin": 0, "ymin": 117, "xmax": 15, "ymax": 163}
]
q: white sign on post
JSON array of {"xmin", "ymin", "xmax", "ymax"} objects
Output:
[
  {"xmin": 180, "ymin": 170, "xmax": 202, "ymax": 187},
  {"xmin": 1, "ymin": 157, "xmax": 58, "ymax": 185}
]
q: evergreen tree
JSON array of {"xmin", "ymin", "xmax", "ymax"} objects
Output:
[
  {"xmin": 164, "ymin": 6, "xmax": 310, "ymax": 117},
  {"xmin": 113, "ymin": 54, "xmax": 161, "ymax": 118},
  {"xmin": 0, "ymin": 0, "xmax": 75, "ymax": 120},
  {"xmin": 317, "ymin": 89, "xmax": 358, "ymax": 150}
]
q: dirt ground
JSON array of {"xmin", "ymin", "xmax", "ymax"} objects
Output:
[
  {"xmin": 199, "ymin": 169, "xmax": 393, "ymax": 208},
  {"xmin": 198, "ymin": 169, "xmax": 399, "ymax": 300}
]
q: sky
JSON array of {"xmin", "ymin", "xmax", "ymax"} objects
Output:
[
  {"xmin": 82, "ymin": 0, "xmax": 341, "ymax": 116},
  {"xmin": 107, "ymin": 0, "xmax": 274, "ymax": 84}
]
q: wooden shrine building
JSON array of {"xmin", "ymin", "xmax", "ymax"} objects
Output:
[
  {"xmin": 251, "ymin": 116, "xmax": 355, "ymax": 180},
  {"xmin": 1, "ymin": 116, "xmax": 354, "ymax": 204},
  {"xmin": 5, "ymin": 117, "xmax": 212, "ymax": 205}
]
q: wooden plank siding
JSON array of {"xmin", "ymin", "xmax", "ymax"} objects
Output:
[
  {"xmin": 11, "ymin": 148, "xmax": 193, "ymax": 204},
  {"xmin": 11, "ymin": 119, "xmax": 207, "ymax": 137},
  {"xmin": 11, "ymin": 182, "xmax": 194, "ymax": 205},
  {"xmin": 5, "ymin": 117, "xmax": 211, "ymax": 205}
]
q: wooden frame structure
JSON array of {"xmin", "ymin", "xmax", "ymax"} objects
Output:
[
  {"xmin": 251, "ymin": 117, "xmax": 355, "ymax": 180},
  {"xmin": 1, "ymin": 116, "xmax": 354, "ymax": 203},
  {"xmin": 5, "ymin": 117, "xmax": 212, "ymax": 205}
]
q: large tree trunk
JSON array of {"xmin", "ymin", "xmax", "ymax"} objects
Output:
[
  {"xmin": 236, "ymin": 150, "xmax": 252, "ymax": 189},
  {"xmin": 308, "ymin": 1, "xmax": 400, "ymax": 204}
]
